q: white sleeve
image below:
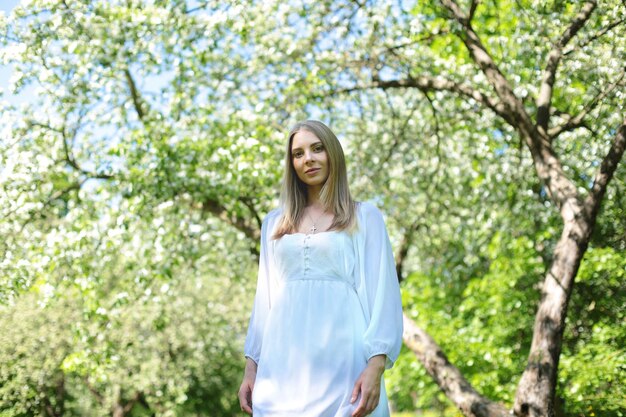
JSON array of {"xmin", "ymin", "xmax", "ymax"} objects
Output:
[
  {"xmin": 360, "ymin": 204, "xmax": 403, "ymax": 369},
  {"xmin": 243, "ymin": 215, "xmax": 273, "ymax": 364}
]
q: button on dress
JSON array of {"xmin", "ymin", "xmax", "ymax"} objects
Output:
[{"xmin": 244, "ymin": 202, "xmax": 403, "ymax": 417}]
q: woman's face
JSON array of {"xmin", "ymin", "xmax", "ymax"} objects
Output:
[{"xmin": 291, "ymin": 129, "xmax": 329, "ymax": 189}]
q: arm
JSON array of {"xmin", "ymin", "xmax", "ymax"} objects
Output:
[
  {"xmin": 351, "ymin": 354, "xmax": 387, "ymax": 417},
  {"xmin": 239, "ymin": 214, "xmax": 274, "ymax": 413},
  {"xmin": 352, "ymin": 204, "xmax": 403, "ymax": 417},
  {"xmin": 360, "ymin": 204, "xmax": 403, "ymax": 368},
  {"xmin": 243, "ymin": 214, "xmax": 273, "ymax": 364},
  {"xmin": 238, "ymin": 358, "xmax": 258, "ymax": 414}
]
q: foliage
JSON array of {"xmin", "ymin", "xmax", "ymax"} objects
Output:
[
  {"xmin": 558, "ymin": 247, "xmax": 626, "ymax": 416},
  {"xmin": 0, "ymin": 187, "xmax": 255, "ymax": 416},
  {"xmin": 0, "ymin": 0, "xmax": 624, "ymax": 416}
]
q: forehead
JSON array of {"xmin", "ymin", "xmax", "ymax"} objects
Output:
[{"xmin": 291, "ymin": 130, "xmax": 321, "ymax": 149}]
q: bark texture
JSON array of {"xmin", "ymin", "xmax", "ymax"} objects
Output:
[
  {"xmin": 396, "ymin": 2, "xmax": 625, "ymax": 417},
  {"xmin": 514, "ymin": 121, "xmax": 626, "ymax": 417},
  {"xmin": 403, "ymin": 315, "xmax": 511, "ymax": 417}
]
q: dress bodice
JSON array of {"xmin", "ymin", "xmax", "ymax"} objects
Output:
[
  {"xmin": 273, "ymin": 230, "xmax": 356, "ymax": 287},
  {"xmin": 245, "ymin": 203, "xmax": 403, "ymax": 417}
]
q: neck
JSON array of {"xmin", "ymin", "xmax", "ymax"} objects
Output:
[{"xmin": 307, "ymin": 186, "xmax": 323, "ymax": 207}]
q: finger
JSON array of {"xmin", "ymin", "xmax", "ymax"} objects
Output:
[
  {"xmin": 360, "ymin": 389, "xmax": 378, "ymax": 416},
  {"xmin": 365, "ymin": 395, "xmax": 379, "ymax": 414},
  {"xmin": 237, "ymin": 395, "xmax": 247, "ymax": 413},
  {"xmin": 350, "ymin": 380, "xmax": 361, "ymax": 404},
  {"xmin": 352, "ymin": 392, "xmax": 369, "ymax": 417},
  {"xmin": 238, "ymin": 386, "xmax": 254, "ymax": 414},
  {"xmin": 367, "ymin": 387, "xmax": 381, "ymax": 412}
]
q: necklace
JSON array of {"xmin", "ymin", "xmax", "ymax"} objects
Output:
[{"xmin": 306, "ymin": 208, "xmax": 327, "ymax": 234}]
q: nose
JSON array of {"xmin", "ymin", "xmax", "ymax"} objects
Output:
[{"xmin": 304, "ymin": 149, "xmax": 316, "ymax": 163}]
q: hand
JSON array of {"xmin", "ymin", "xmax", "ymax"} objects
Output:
[
  {"xmin": 238, "ymin": 378, "xmax": 254, "ymax": 415},
  {"xmin": 238, "ymin": 359, "xmax": 257, "ymax": 415},
  {"xmin": 351, "ymin": 355, "xmax": 386, "ymax": 417}
]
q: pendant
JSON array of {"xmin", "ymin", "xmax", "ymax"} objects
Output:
[{"xmin": 310, "ymin": 225, "xmax": 317, "ymax": 233}]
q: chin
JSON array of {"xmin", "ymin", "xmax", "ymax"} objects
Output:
[{"xmin": 304, "ymin": 178, "xmax": 327, "ymax": 187}]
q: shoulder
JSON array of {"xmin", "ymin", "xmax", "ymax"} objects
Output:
[
  {"xmin": 354, "ymin": 201, "xmax": 387, "ymax": 234},
  {"xmin": 264, "ymin": 207, "xmax": 282, "ymax": 222},
  {"xmin": 356, "ymin": 201, "xmax": 385, "ymax": 222},
  {"xmin": 261, "ymin": 207, "xmax": 283, "ymax": 232}
]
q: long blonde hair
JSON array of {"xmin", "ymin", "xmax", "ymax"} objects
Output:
[{"xmin": 273, "ymin": 120, "xmax": 357, "ymax": 239}]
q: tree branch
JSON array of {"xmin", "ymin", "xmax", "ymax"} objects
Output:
[
  {"xmin": 384, "ymin": 31, "xmax": 451, "ymax": 54},
  {"xmin": 563, "ymin": 17, "xmax": 626, "ymax": 57},
  {"xmin": 84, "ymin": 377, "xmax": 105, "ymax": 405},
  {"xmin": 124, "ymin": 69, "xmax": 146, "ymax": 121},
  {"xmin": 439, "ymin": 0, "xmax": 582, "ymax": 211},
  {"xmin": 122, "ymin": 392, "xmax": 141, "ymax": 414},
  {"xmin": 548, "ymin": 69, "xmax": 625, "ymax": 138},
  {"xmin": 403, "ymin": 314, "xmax": 510, "ymax": 417},
  {"xmin": 536, "ymin": 1, "xmax": 597, "ymax": 132},
  {"xmin": 201, "ymin": 196, "xmax": 261, "ymax": 257},
  {"xmin": 439, "ymin": 0, "xmax": 535, "ymax": 137},
  {"xmin": 468, "ymin": 0, "xmax": 480, "ymax": 23},
  {"xmin": 548, "ymin": 109, "xmax": 595, "ymax": 138},
  {"xmin": 16, "ymin": 178, "xmax": 88, "ymax": 236},
  {"xmin": 333, "ymin": 75, "xmax": 514, "ymax": 126},
  {"xmin": 395, "ymin": 222, "xmax": 421, "ymax": 282},
  {"xmin": 239, "ymin": 196, "xmax": 263, "ymax": 231},
  {"xmin": 185, "ymin": 1, "xmax": 209, "ymax": 14},
  {"xmin": 440, "ymin": 0, "xmax": 469, "ymax": 25},
  {"xmin": 60, "ymin": 124, "xmax": 114, "ymax": 180},
  {"xmin": 584, "ymin": 118, "xmax": 626, "ymax": 219}
]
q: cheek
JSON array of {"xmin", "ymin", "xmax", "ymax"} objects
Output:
[
  {"xmin": 292, "ymin": 160, "xmax": 304, "ymax": 177},
  {"xmin": 321, "ymin": 153, "xmax": 329, "ymax": 168}
]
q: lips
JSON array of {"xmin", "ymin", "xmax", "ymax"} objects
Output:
[{"xmin": 305, "ymin": 168, "xmax": 320, "ymax": 175}]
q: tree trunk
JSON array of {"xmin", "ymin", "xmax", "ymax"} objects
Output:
[
  {"xmin": 111, "ymin": 391, "xmax": 141, "ymax": 417},
  {"xmin": 112, "ymin": 404, "xmax": 125, "ymax": 417},
  {"xmin": 377, "ymin": 0, "xmax": 624, "ymax": 412},
  {"xmin": 514, "ymin": 211, "xmax": 591, "ymax": 417},
  {"xmin": 514, "ymin": 120, "xmax": 625, "ymax": 416}
]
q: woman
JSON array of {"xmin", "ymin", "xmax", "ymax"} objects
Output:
[{"xmin": 238, "ymin": 120, "xmax": 403, "ymax": 417}]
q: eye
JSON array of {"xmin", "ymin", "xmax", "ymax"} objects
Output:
[
  {"xmin": 292, "ymin": 150, "xmax": 303, "ymax": 158},
  {"xmin": 313, "ymin": 144, "xmax": 324, "ymax": 152}
]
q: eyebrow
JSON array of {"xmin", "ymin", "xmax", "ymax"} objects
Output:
[{"xmin": 291, "ymin": 141, "xmax": 322, "ymax": 151}]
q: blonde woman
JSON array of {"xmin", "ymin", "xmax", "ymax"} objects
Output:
[{"xmin": 238, "ymin": 120, "xmax": 403, "ymax": 417}]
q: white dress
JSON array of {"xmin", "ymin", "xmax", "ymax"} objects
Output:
[{"xmin": 244, "ymin": 202, "xmax": 403, "ymax": 417}]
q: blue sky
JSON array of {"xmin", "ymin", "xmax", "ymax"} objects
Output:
[
  {"xmin": 0, "ymin": 0, "xmax": 197, "ymax": 104},
  {"xmin": 0, "ymin": 0, "xmax": 20, "ymax": 13}
]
